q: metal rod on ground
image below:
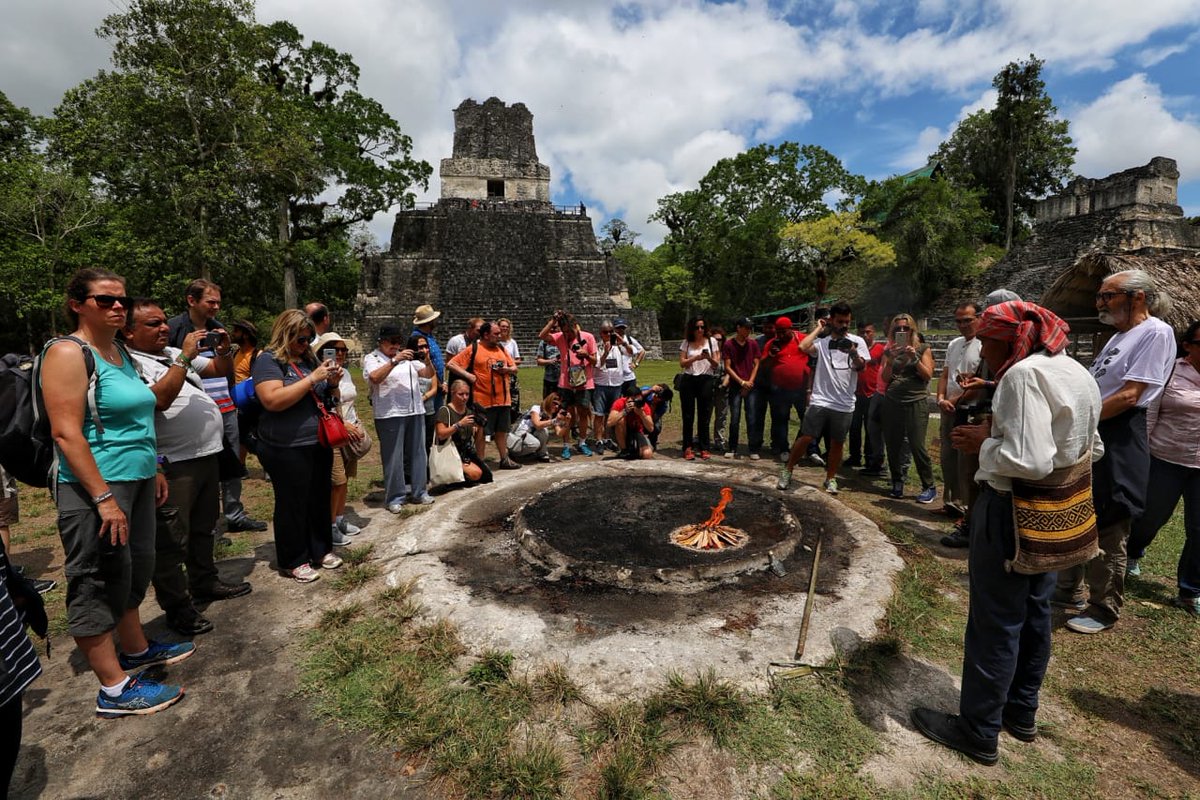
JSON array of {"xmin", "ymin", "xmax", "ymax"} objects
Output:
[{"xmin": 793, "ymin": 525, "xmax": 824, "ymax": 660}]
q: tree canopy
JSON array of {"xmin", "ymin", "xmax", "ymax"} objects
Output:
[{"xmin": 936, "ymin": 55, "xmax": 1075, "ymax": 249}]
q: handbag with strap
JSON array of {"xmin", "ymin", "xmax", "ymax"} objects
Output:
[
  {"xmin": 429, "ymin": 437, "xmax": 465, "ymax": 487},
  {"xmin": 1008, "ymin": 454, "xmax": 1099, "ymax": 575},
  {"xmin": 292, "ymin": 364, "xmax": 350, "ymax": 449},
  {"xmin": 340, "ymin": 423, "xmax": 372, "ymax": 460}
]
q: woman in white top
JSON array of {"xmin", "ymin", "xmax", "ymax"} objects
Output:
[
  {"xmin": 507, "ymin": 392, "xmax": 570, "ymax": 462},
  {"xmin": 314, "ymin": 332, "xmax": 366, "ymax": 545},
  {"xmin": 362, "ymin": 325, "xmax": 434, "ymax": 513},
  {"xmin": 1127, "ymin": 320, "xmax": 1200, "ymax": 614},
  {"xmin": 677, "ymin": 317, "xmax": 720, "ymax": 460}
]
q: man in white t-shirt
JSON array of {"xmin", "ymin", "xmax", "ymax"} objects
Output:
[
  {"xmin": 1057, "ymin": 269, "xmax": 1177, "ymax": 634},
  {"xmin": 127, "ymin": 300, "xmax": 252, "ymax": 637},
  {"xmin": 937, "ymin": 302, "xmax": 983, "ymax": 543},
  {"xmin": 777, "ymin": 302, "xmax": 868, "ymax": 495}
]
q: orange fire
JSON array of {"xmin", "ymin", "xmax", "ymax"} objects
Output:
[{"xmin": 670, "ymin": 486, "xmax": 748, "ymax": 550}]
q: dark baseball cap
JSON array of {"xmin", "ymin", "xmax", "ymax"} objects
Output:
[
  {"xmin": 377, "ymin": 324, "xmax": 404, "ymax": 341},
  {"xmin": 613, "ymin": 318, "xmax": 628, "ymax": 328},
  {"xmin": 735, "ymin": 317, "xmax": 753, "ymax": 329}
]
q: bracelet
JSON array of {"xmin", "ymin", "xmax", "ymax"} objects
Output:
[
  {"xmin": 91, "ymin": 490, "xmax": 114, "ymax": 505},
  {"xmin": 173, "ymin": 353, "xmax": 191, "ymax": 370}
]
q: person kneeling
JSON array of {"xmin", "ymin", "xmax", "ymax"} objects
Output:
[
  {"xmin": 607, "ymin": 385, "xmax": 657, "ymax": 460},
  {"xmin": 507, "ymin": 393, "xmax": 571, "ymax": 462}
]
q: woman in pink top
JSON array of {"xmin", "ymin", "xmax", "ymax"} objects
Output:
[{"xmin": 1128, "ymin": 320, "xmax": 1200, "ymax": 615}]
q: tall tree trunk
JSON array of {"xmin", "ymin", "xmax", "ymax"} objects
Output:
[
  {"xmin": 279, "ymin": 197, "xmax": 297, "ymax": 309},
  {"xmin": 199, "ymin": 204, "xmax": 212, "ymax": 280},
  {"xmin": 1004, "ymin": 149, "xmax": 1016, "ymax": 251}
]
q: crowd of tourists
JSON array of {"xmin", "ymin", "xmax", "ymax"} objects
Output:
[{"xmin": 1, "ymin": 264, "xmax": 1197, "ymax": 790}]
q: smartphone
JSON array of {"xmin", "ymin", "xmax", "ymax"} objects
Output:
[
  {"xmin": 321, "ymin": 347, "xmax": 337, "ymax": 362},
  {"xmin": 609, "ymin": 334, "xmax": 617, "ymax": 346},
  {"xmin": 892, "ymin": 330, "xmax": 910, "ymax": 347}
]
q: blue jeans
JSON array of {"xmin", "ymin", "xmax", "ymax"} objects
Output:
[
  {"xmin": 960, "ymin": 486, "xmax": 1056, "ymax": 743},
  {"xmin": 726, "ymin": 387, "xmax": 762, "ymax": 455},
  {"xmin": 1129, "ymin": 455, "xmax": 1200, "ymax": 598},
  {"xmin": 375, "ymin": 415, "xmax": 428, "ymax": 503},
  {"xmin": 769, "ymin": 385, "xmax": 806, "ymax": 457}
]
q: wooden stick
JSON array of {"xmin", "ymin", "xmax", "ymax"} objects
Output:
[{"xmin": 793, "ymin": 526, "xmax": 824, "ymax": 660}]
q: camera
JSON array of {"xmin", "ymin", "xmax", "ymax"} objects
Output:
[
  {"xmin": 205, "ymin": 331, "xmax": 222, "ymax": 351},
  {"xmin": 492, "ymin": 360, "xmax": 506, "ymax": 371},
  {"xmin": 829, "ymin": 337, "xmax": 855, "ymax": 353},
  {"xmin": 571, "ymin": 342, "xmax": 582, "ymax": 352}
]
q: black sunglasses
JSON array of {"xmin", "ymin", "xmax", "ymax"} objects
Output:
[
  {"xmin": 296, "ymin": 335, "xmax": 313, "ymax": 344},
  {"xmin": 88, "ymin": 294, "xmax": 132, "ymax": 309},
  {"xmin": 893, "ymin": 325, "xmax": 912, "ymax": 331}
]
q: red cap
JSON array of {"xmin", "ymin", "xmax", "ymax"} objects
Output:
[{"xmin": 775, "ymin": 317, "xmax": 793, "ymax": 329}]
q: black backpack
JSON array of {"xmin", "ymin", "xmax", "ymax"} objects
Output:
[{"xmin": 0, "ymin": 336, "xmax": 102, "ymax": 488}]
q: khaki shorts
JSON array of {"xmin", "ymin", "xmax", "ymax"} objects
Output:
[{"xmin": 331, "ymin": 447, "xmax": 359, "ymax": 487}]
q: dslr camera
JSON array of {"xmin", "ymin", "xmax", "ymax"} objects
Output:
[{"xmin": 829, "ymin": 337, "xmax": 855, "ymax": 353}]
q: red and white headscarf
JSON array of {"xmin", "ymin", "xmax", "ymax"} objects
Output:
[{"xmin": 976, "ymin": 301, "xmax": 1071, "ymax": 379}]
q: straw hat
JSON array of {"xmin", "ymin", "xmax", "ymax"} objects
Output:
[{"xmin": 413, "ymin": 304, "xmax": 441, "ymax": 325}]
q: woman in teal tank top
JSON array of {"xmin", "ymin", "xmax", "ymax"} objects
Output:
[{"xmin": 40, "ymin": 269, "xmax": 191, "ymax": 719}]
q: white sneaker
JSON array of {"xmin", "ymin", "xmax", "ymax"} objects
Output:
[
  {"xmin": 823, "ymin": 478, "xmax": 839, "ymax": 495},
  {"xmin": 723, "ymin": 451, "xmax": 735, "ymax": 459},
  {"xmin": 289, "ymin": 564, "xmax": 320, "ymax": 583},
  {"xmin": 777, "ymin": 468, "xmax": 792, "ymax": 490},
  {"xmin": 321, "ymin": 552, "xmax": 343, "ymax": 570},
  {"xmin": 749, "ymin": 453, "xmax": 761, "ymax": 461},
  {"xmin": 778, "ymin": 452, "xmax": 789, "ymax": 463},
  {"xmin": 809, "ymin": 452, "xmax": 826, "ymax": 467}
]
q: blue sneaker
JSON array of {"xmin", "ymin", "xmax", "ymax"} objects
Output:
[
  {"xmin": 118, "ymin": 639, "xmax": 195, "ymax": 672},
  {"xmin": 561, "ymin": 445, "xmax": 572, "ymax": 460},
  {"xmin": 1125, "ymin": 558, "xmax": 1141, "ymax": 577},
  {"xmin": 578, "ymin": 441, "xmax": 593, "ymax": 457},
  {"xmin": 331, "ymin": 525, "xmax": 351, "ymax": 546},
  {"xmin": 916, "ymin": 486, "xmax": 938, "ymax": 504},
  {"xmin": 889, "ymin": 481, "xmax": 904, "ymax": 499},
  {"xmin": 96, "ymin": 675, "xmax": 184, "ymax": 719}
]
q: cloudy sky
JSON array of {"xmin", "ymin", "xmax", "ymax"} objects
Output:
[{"xmin": 4, "ymin": 0, "xmax": 1200, "ymax": 248}]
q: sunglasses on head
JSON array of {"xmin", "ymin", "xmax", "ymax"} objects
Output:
[{"xmin": 88, "ymin": 294, "xmax": 132, "ymax": 309}]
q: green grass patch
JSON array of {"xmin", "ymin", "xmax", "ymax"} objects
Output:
[{"xmin": 330, "ymin": 562, "xmax": 381, "ymax": 592}]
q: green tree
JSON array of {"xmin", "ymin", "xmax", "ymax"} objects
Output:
[
  {"xmin": 596, "ymin": 217, "xmax": 639, "ymax": 255},
  {"xmin": 860, "ymin": 173, "xmax": 991, "ymax": 305},
  {"xmin": 650, "ymin": 142, "xmax": 864, "ymax": 319},
  {"xmin": 612, "ymin": 241, "xmax": 707, "ymax": 336},
  {"xmin": 49, "ymin": 0, "xmax": 429, "ymax": 309},
  {"xmin": 936, "ymin": 55, "xmax": 1075, "ymax": 249}
]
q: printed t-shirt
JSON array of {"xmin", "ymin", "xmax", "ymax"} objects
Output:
[
  {"xmin": 809, "ymin": 334, "xmax": 869, "ymax": 413},
  {"xmin": 1089, "ymin": 317, "xmax": 1176, "ymax": 406},
  {"xmin": 55, "ymin": 351, "xmax": 157, "ymax": 483},
  {"xmin": 130, "ymin": 347, "xmax": 223, "ymax": 463},
  {"xmin": 448, "ymin": 343, "xmax": 514, "ymax": 408},
  {"xmin": 767, "ymin": 333, "xmax": 810, "ymax": 391}
]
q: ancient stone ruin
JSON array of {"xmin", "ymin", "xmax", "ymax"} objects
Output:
[
  {"xmin": 356, "ymin": 97, "xmax": 660, "ymax": 359},
  {"xmin": 960, "ymin": 156, "xmax": 1200, "ymax": 306}
]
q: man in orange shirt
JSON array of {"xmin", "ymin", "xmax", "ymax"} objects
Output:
[{"xmin": 447, "ymin": 321, "xmax": 520, "ymax": 469}]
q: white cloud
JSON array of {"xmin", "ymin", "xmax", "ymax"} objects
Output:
[
  {"xmin": 890, "ymin": 87, "xmax": 996, "ymax": 171},
  {"xmin": 1070, "ymin": 73, "xmax": 1200, "ymax": 188}
]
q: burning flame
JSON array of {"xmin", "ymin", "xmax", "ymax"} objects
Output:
[
  {"xmin": 670, "ymin": 486, "xmax": 748, "ymax": 550},
  {"xmin": 703, "ymin": 487, "xmax": 734, "ymax": 529}
]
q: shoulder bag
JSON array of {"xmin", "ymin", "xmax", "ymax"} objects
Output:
[{"xmin": 292, "ymin": 363, "xmax": 349, "ymax": 448}]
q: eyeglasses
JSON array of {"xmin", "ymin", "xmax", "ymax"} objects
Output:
[
  {"xmin": 893, "ymin": 326, "xmax": 912, "ymax": 331},
  {"xmin": 954, "ymin": 317, "xmax": 976, "ymax": 326},
  {"xmin": 296, "ymin": 335, "xmax": 313, "ymax": 344},
  {"xmin": 88, "ymin": 294, "xmax": 132, "ymax": 309},
  {"xmin": 1095, "ymin": 290, "xmax": 1132, "ymax": 304}
]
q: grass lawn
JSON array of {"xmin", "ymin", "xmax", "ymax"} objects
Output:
[{"xmin": 9, "ymin": 360, "xmax": 1198, "ymax": 798}]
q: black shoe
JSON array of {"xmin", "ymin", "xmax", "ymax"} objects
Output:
[
  {"xmin": 1001, "ymin": 713, "xmax": 1038, "ymax": 743},
  {"xmin": 859, "ymin": 466, "xmax": 884, "ymax": 477},
  {"xmin": 910, "ymin": 708, "xmax": 998, "ymax": 766},
  {"xmin": 940, "ymin": 522, "xmax": 970, "ymax": 549},
  {"xmin": 498, "ymin": 459, "xmax": 522, "ymax": 470},
  {"xmin": 167, "ymin": 608, "xmax": 214, "ymax": 636},
  {"xmin": 227, "ymin": 517, "xmax": 268, "ymax": 532},
  {"xmin": 30, "ymin": 578, "xmax": 57, "ymax": 594},
  {"xmin": 843, "ymin": 457, "xmax": 861, "ymax": 468},
  {"xmin": 193, "ymin": 581, "xmax": 252, "ymax": 603}
]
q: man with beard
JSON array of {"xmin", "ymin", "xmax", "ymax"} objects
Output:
[{"xmin": 1056, "ymin": 269, "xmax": 1176, "ymax": 634}]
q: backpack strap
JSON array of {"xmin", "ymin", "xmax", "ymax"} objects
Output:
[{"xmin": 37, "ymin": 335, "xmax": 102, "ymax": 433}]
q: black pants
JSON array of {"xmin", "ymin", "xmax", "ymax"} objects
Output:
[
  {"xmin": 153, "ymin": 454, "xmax": 221, "ymax": 614},
  {"xmin": 679, "ymin": 374, "xmax": 715, "ymax": 450},
  {"xmin": 0, "ymin": 692, "xmax": 21, "ymax": 798},
  {"xmin": 960, "ymin": 486, "xmax": 1055, "ymax": 743},
  {"xmin": 257, "ymin": 442, "xmax": 333, "ymax": 571}
]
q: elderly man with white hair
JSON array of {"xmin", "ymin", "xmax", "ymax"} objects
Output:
[{"xmin": 1055, "ymin": 269, "xmax": 1177, "ymax": 634}]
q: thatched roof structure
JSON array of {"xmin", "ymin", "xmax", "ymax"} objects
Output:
[{"xmin": 1040, "ymin": 248, "xmax": 1200, "ymax": 334}]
